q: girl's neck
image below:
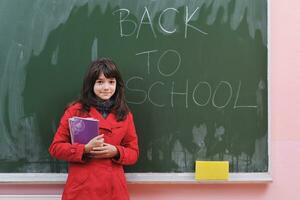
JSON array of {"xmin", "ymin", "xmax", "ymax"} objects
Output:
[{"xmin": 96, "ymin": 98, "xmax": 115, "ymax": 118}]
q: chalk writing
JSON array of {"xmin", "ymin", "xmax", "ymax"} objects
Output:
[
  {"xmin": 234, "ymin": 80, "xmax": 258, "ymax": 109},
  {"xmin": 158, "ymin": 49, "xmax": 181, "ymax": 77},
  {"xmin": 136, "ymin": 50, "xmax": 158, "ymax": 74},
  {"xmin": 136, "ymin": 7, "xmax": 157, "ymax": 39},
  {"xmin": 171, "ymin": 80, "xmax": 189, "ymax": 108},
  {"xmin": 192, "ymin": 81, "xmax": 211, "ymax": 106},
  {"xmin": 211, "ymin": 81, "xmax": 233, "ymax": 109},
  {"xmin": 136, "ymin": 49, "xmax": 181, "ymax": 76},
  {"xmin": 128, "ymin": 49, "xmax": 258, "ymax": 110},
  {"xmin": 112, "ymin": 8, "xmax": 136, "ymax": 37},
  {"xmin": 148, "ymin": 81, "xmax": 165, "ymax": 107},
  {"xmin": 185, "ymin": 6, "xmax": 208, "ymax": 38},
  {"xmin": 158, "ymin": 8, "xmax": 179, "ymax": 34},
  {"xmin": 125, "ymin": 78, "xmax": 258, "ymax": 110},
  {"xmin": 125, "ymin": 76, "xmax": 147, "ymax": 104},
  {"xmin": 113, "ymin": 6, "xmax": 208, "ymax": 39}
]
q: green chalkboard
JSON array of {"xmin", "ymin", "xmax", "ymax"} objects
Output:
[{"xmin": 0, "ymin": 0, "xmax": 268, "ymax": 174}]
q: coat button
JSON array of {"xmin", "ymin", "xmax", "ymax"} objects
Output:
[{"xmin": 70, "ymin": 149, "xmax": 76, "ymax": 153}]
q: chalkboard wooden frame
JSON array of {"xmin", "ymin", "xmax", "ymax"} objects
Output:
[{"xmin": 0, "ymin": 172, "xmax": 271, "ymax": 183}]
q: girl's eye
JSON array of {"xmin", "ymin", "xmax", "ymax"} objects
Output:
[
  {"xmin": 109, "ymin": 80, "xmax": 116, "ymax": 84},
  {"xmin": 96, "ymin": 80, "xmax": 103, "ymax": 84}
]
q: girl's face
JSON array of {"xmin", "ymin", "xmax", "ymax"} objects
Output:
[{"xmin": 93, "ymin": 73, "xmax": 116, "ymax": 101}]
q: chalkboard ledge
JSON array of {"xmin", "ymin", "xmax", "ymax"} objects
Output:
[{"xmin": 0, "ymin": 173, "xmax": 272, "ymax": 184}]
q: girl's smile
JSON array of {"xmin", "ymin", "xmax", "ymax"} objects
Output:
[{"xmin": 93, "ymin": 73, "xmax": 116, "ymax": 100}]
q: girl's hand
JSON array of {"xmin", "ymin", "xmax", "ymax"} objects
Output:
[
  {"xmin": 89, "ymin": 143, "xmax": 119, "ymax": 159},
  {"xmin": 84, "ymin": 135, "xmax": 104, "ymax": 153}
]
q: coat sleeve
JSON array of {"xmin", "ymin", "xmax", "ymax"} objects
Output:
[
  {"xmin": 113, "ymin": 112, "xmax": 139, "ymax": 165},
  {"xmin": 48, "ymin": 107, "xmax": 86, "ymax": 163}
]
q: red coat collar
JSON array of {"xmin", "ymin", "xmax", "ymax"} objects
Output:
[{"xmin": 89, "ymin": 107, "xmax": 112, "ymax": 131}]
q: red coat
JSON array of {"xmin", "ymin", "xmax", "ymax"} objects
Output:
[{"xmin": 49, "ymin": 103, "xmax": 139, "ymax": 200}]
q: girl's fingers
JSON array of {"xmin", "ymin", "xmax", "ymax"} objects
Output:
[
  {"xmin": 92, "ymin": 134, "xmax": 104, "ymax": 141},
  {"xmin": 92, "ymin": 146, "xmax": 106, "ymax": 151},
  {"xmin": 95, "ymin": 140, "xmax": 104, "ymax": 145},
  {"xmin": 90, "ymin": 150, "xmax": 108, "ymax": 154},
  {"xmin": 88, "ymin": 143, "xmax": 114, "ymax": 158},
  {"xmin": 94, "ymin": 134, "xmax": 103, "ymax": 140},
  {"xmin": 96, "ymin": 134, "xmax": 104, "ymax": 139}
]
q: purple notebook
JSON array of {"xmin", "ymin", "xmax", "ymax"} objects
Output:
[{"xmin": 68, "ymin": 117, "xmax": 99, "ymax": 144}]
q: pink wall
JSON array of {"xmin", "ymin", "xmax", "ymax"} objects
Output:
[{"xmin": 1, "ymin": 0, "xmax": 300, "ymax": 199}]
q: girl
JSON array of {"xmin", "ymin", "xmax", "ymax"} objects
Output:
[{"xmin": 49, "ymin": 58, "xmax": 139, "ymax": 200}]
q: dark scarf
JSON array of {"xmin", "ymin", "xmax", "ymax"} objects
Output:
[{"xmin": 96, "ymin": 99, "xmax": 115, "ymax": 118}]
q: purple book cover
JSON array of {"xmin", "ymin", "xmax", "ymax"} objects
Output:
[{"xmin": 68, "ymin": 117, "xmax": 99, "ymax": 144}]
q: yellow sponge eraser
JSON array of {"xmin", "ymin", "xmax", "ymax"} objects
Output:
[{"xmin": 195, "ymin": 161, "xmax": 229, "ymax": 181}]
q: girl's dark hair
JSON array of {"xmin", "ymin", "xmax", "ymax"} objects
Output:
[{"xmin": 78, "ymin": 58, "xmax": 129, "ymax": 121}]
